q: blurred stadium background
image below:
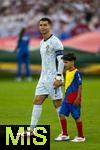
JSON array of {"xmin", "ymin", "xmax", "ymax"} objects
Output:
[{"xmin": 0, "ymin": 0, "xmax": 100, "ymax": 75}]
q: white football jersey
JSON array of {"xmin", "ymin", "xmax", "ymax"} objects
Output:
[{"xmin": 39, "ymin": 34, "xmax": 63, "ymax": 82}]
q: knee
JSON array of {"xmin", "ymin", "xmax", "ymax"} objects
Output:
[
  {"xmin": 33, "ymin": 98, "xmax": 41, "ymax": 105},
  {"xmin": 59, "ymin": 114, "xmax": 66, "ymax": 120},
  {"xmin": 73, "ymin": 116, "xmax": 81, "ymax": 122},
  {"xmin": 75, "ymin": 117, "xmax": 81, "ymax": 122},
  {"xmin": 53, "ymin": 99, "xmax": 62, "ymax": 108},
  {"xmin": 33, "ymin": 96, "xmax": 45, "ymax": 105}
]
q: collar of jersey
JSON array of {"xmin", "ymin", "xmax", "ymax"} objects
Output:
[
  {"xmin": 44, "ymin": 34, "xmax": 53, "ymax": 41},
  {"xmin": 68, "ymin": 68, "xmax": 77, "ymax": 72}
]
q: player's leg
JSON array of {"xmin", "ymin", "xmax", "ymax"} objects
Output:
[
  {"xmin": 75, "ymin": 117, "xmax": 84, "ymax": 137},
  {"xmin": 17, "ymin": 96, "xmax": 47, "ymax": 137},
  {"xmin": 53, "ymin": 97, "xmax": 69, "ymax": 138},
  {"xmin": 53, "ymin": 99, "xmax": 61, "ymax": 113},
  {"xmin": 49, "ymin": 85, "xmax": 69, "ymax": 141},
  {"xmin": 53, "ymin": 99, "xmax": 68, "ymax": 136},
  {"xmin": 58, "ymin": 101, "xmax": 69, "ymax": 136},
  {"xmin": 24, "ymin": 53, "xmax": 31, "ymax": 79},
  {"xmin": 30, "ymin": 95, "xmax": 48, "ymax": 129},
  {"xmin": 49, "ymin": 86, "xmax": 62, "ymax": 114},
  {"xmin": 54, "ymin": 100, "xmax": 70, "ymax": 141},
  {"xmin": 16, "ymin": 54, "xmax": 22, "ymax": 81},
  {"xmin": 71, "ymin": 105, "xmax": 85, "ymax": 142},
  {"xmin": 30, "ymin": 81, "xmax": 49, "ymax": 129}
]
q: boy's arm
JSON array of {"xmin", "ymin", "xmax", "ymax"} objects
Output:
[{"xmin": 73, "ymin": 85, "xmax": 82, "ymax": 107}]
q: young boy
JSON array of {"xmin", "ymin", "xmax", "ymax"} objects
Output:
[{"xmin": 55, "ymin": 53, "xmax": 86, "ymax": 142}]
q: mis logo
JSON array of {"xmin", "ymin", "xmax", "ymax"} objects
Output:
[{"xmin": 0, "ymin": 125, "xmax": 50, "ymax": 150}]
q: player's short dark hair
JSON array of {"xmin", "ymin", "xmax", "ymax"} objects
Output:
[
  {"xmin": 39, "ymin": 17, "xmax": 52, "ymax": 25},
  {"xmin": 62, "ymin": 53, "xmax": 76, "ymax": 61}
]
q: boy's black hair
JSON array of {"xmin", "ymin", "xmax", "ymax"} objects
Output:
[
  {"xmin": 39, "ymin": 17, "xmax": 52, "ymax": 25},
  {"xmin": 62, "ymin": 53, "xmax": 76, "ymax": 61}
]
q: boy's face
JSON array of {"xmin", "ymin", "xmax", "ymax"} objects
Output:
[{"xmin": 63, "ymin": 60, "xmax": 74, "ymax": 70}]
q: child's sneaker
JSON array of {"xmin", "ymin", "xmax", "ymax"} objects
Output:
[
  {"xmin": 71, "ymin": 136, "xmax": 86, "ymax": 142},
  {"xmin": 54, "ymin": 134, "xmax": 70, "ymax": 141}
]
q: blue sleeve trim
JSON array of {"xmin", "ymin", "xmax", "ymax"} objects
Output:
[{"xmin": 55, "ymin": 50, "xmax": 63, "ymax": 57}]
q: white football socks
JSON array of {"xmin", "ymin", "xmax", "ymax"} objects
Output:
[
  {"xmin": 30, "ymin": 105, "xmax": 42, "ymax": 129},
  {"xmin": 30, "ymin": 105, "xmax": 60, "ymax": 129}
]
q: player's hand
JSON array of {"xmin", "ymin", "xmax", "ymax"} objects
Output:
[
  {"xmin": 53, "ymin": 73, "xmax": 64, "ymax": 88},
  {"xmin": 53, "ymin": 79, "xmax": 62, "ymax": 88},
  {"xmin": 73, "ymin": 99, "xmax": 79, "ymax": 107}
]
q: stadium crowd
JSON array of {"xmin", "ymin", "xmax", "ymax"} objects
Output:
[{"xmin": 0, "ymin": 0, "xmax": 100, "ymax": 40}]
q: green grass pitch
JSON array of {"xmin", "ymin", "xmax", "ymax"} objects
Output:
[{"xmin": 0, "ymin": 74, "xmax": 100, "ymax": 150}]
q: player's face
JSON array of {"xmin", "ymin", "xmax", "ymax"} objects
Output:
[
  {"xmin": 63, "ymin": 60, "xmax": 74, "ymax": 70},
  {"xmin": 39, "ymin": 21, "xmax": 51, "ymax": 34}
]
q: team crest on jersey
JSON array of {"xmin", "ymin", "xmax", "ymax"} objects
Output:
[{"xmin": 46, "ymin": 45, "xmax": 50, "ymax": 53}]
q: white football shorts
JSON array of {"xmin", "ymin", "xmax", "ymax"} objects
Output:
[{"xmin": 35, "ymin": 80, "xmax": 63, "ymax": 100}]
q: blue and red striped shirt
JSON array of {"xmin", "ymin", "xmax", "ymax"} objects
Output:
[{"xmin": 65, "ymin": 68, "xmax": 82, "ymax": 104}]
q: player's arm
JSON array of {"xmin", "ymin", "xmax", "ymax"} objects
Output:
[
  {"xmin": 73, "ymin": 85, "xmax": 82, "ymax": 107},
  {"xmin": 14, "ymin": 38, "xmax": 20, "ymax": 52},
  {"xmin": 53, "ymin": 78, "xmax": 64, "ymax": 88},
  {"xmin": 73, "ymin": 71, "xmax": 82, "ymax": 107},
  {"xmin": 53, "ymin": 38, "xmax": 64, "ymax": 88},
  {"xmin": 53, "ymin": 51, "xmax": 64, "ymax": 88},
  {"xmin": 57, "ymin": 54, "xmax": 64, "ymax": 75},
  {"xmin": 14, "ymin": 29, "xmax": 22, "ymax": 52}
]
